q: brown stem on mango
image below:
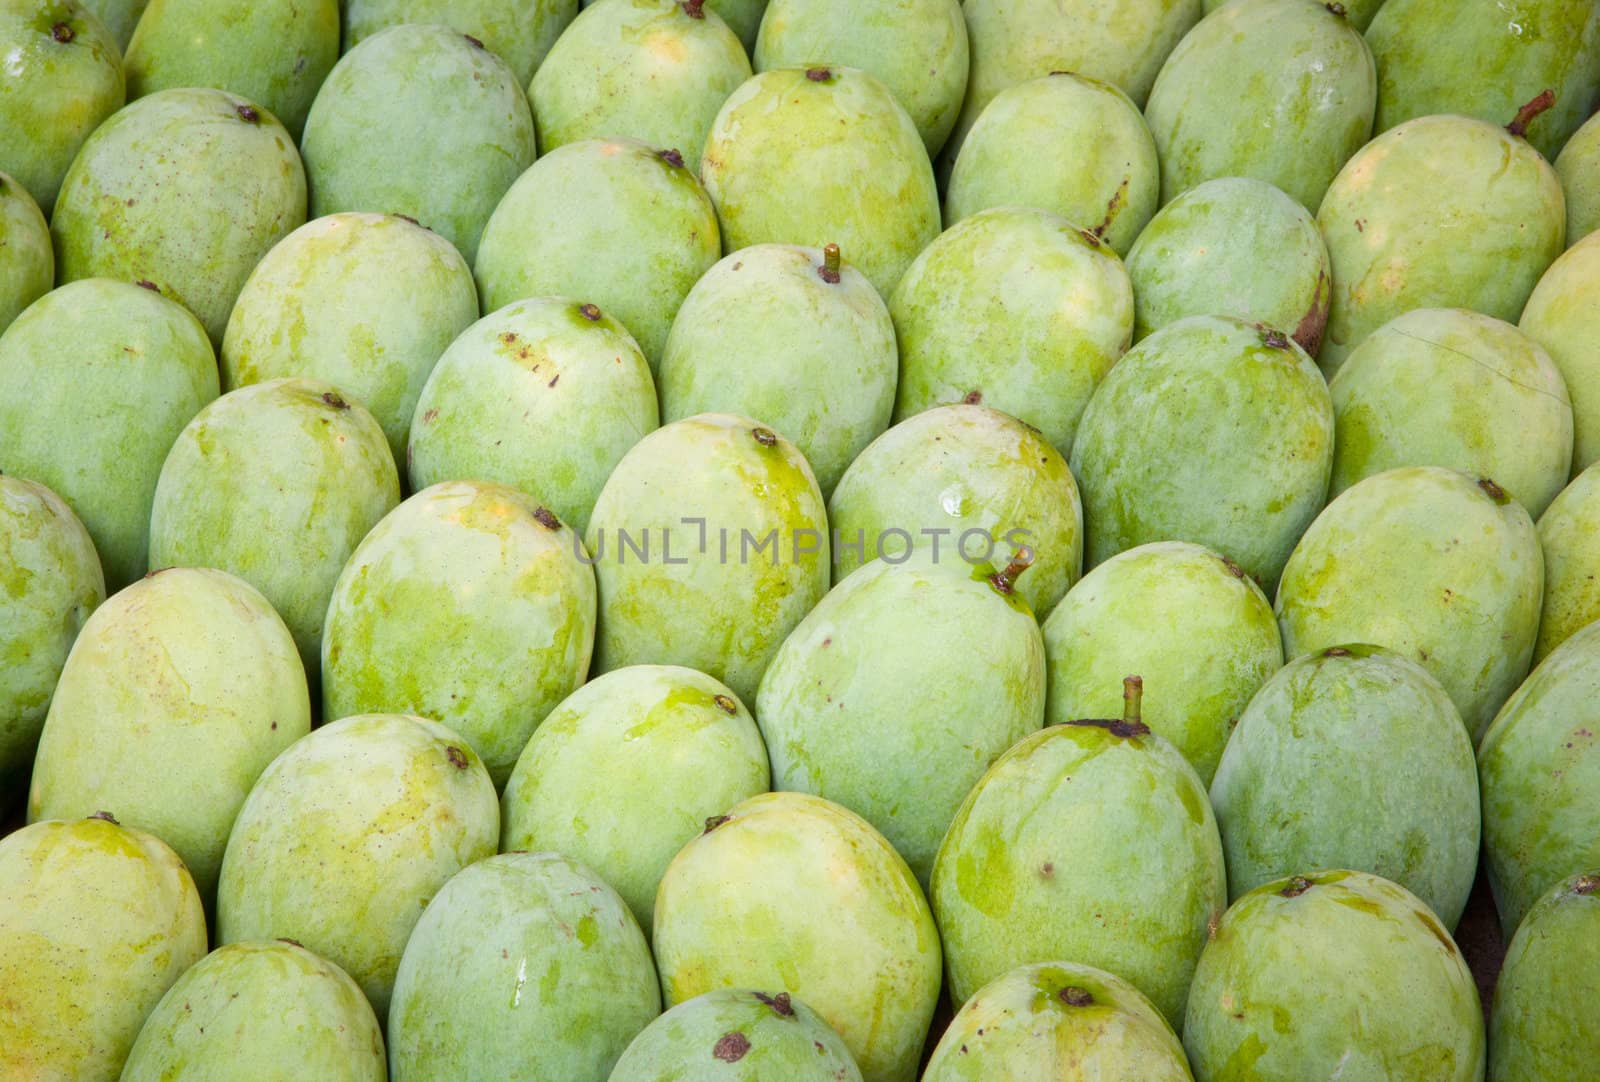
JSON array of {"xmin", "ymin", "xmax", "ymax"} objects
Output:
[
  {"xmin": 1478, "ymin": 477, "xmax": 1511, "ymax": 505},
  {"xmin": 1281, "ymin": 875, "xmax": 1314, "ymax": 898},
  {"xmin": 681, "ymin": 0, "xmax": 705, "ymax": 16},
  {"xmin": 1576, "ymin": 875, "xmax": 1600, "ymax": 896},
  {"xmin": 817, "ymin": 243, "xmax": 842, "ymax": 284},
  {"xmin": 1059, "ymin": 987, "xmax": 1094, "ymax": 1007},
  {"xmin": 1507, "ymin": 90, "xmax": 1556, "ymax": 138},
  {"xmin": 1324, "ymin": 2, "xmax": 1347, "ymax": 16},
  {"xmin": 987, "ymin": 546, "xmax": 1034, "ymax": 596},
  {"xmin": 1123, "ymin": 675, "xmax": 1143, "ymax": 726},
  {"xmin": 806, "ymin": 67, "xmax": 832, "ymax": 82},
  {"xmin": 89, "ymin": 810, "xmax": 119, "ymax": 824},
  {"xmin": 51, "ymin": 22, "xmax": 74, "ymax": 43},
  {"xmin": 658, "ymin": 148, "xmax": 685, "ymax": 169}
]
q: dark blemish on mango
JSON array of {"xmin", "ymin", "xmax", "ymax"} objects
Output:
[
  {"xmin": 445, "ymin": 746, "xmax": 468, "ymax": 769},
  {"xmin": 533, "ymin": 507, "xmax": 561, "ymax": 530},
  {"xmin": 713, "ymin": 694, "xmax": 738, "ymax": 715}
]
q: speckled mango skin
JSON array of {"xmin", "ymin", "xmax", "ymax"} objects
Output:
[
  {"xmin": 345, "ymin": 0, "xmax": 576, "ymax": 87},
  {"xmin": 699, "ymin": 66, "xmax": 940, "ymax": 299},
  {"xmin": 922, "ymin": 961, "xmax": 1193, "ymax": 1082},
  {"xmin": 584, "ymin": 413, "xmax": 830, "ymax": 705},
  {"xmin": 1329, "ymin": 308, "xmax": 1573, "ymax": 518},
  {"xmin": 216, "ymin": 713, "xmax": 501, "ymax": 1017},
  {"xmin": 1125, "ymin": 177, "xmax": 1331, "ymax": 355},
  {"xmin": 148, "ymin": 377, "xmax": 400, "ymax": 674},
  {"xmin": 1314, "ymin": 114, "xmax": 1564, "ymax": 375},
  {"xmin": 476, "ymin": 137, "xmax": 721, "ymax": 367},
  {"xmin": 1070, "ymin": 314, "xmax": 1334, "ymax": 592},
  {"xmin": 301, "ymin": 25, "xmax": 534, "ymax": 265},
  {"xmin": 577, "ymin": 0, "xmax": 765, "ymax": 52},
  {"xmin": 754, "ymin": 0, "xmax": 968, "ymax": 158},
  {"xmin": 27, "ymin": 567, "xmax": 309, "ymax": 898},
  {"xmin": 1209, "ymin": 645, "xmax": 1479, "ymax": 928},
  {"xmin": 222, "ymin": 212, "xmax": 480, "ymax": 464},
  {"xmin": 1146, "ymin": 0, "xmax": 1375, "ymax": 213},
  {"xmin": 829, "ymin": 403, "xmax": 1083, "ymax": 620},
  {"xmin": 931, "ymin": 713, "xmax": 1226, "ymax": 1027},
  {"xmin": 755, "ymin": 551, "xmax": 1046, "ymax": 888},
  {"xmin": 1366, "ymin": 0, "xmax": 1600, "ymax": 163},
  {"xmin": 321, "ymin": 480, "xmax": 597, "ymax": 787},
  {"xmin": 653, "ymin": 791, "xmax": 942, "ymax": 1082},
  {"xmin": 79, "ymin": 0, "xmax": 144, "ymax": 45},
  {"xmin": 0, "ymin": 476, "xmax": 103, "ymax": 789},
  {"xmin": 1205, "ymin": 0, "xmax": 1384, "ymax": 29},
  {"xmin": 1276, "ymin": 466, "xmax": 1542, "ymax": 742},
  {"xmin": 408, "ymin": 297, "xmax": 658, "ymax": 535},
  {"xmin": 1555, "ymin": 111, "xmax": 1600, "ymax": 246},
  {"xmin": 388, "ymin": 852, "xmax": 659, "ymax": 1082},
  {"xmin": 890, "ymin": 207, "xmax": 1132, "ymax": 460},
  {"xmin": 1535, "ymin": 465, "xmax": 1600, "ymax": 661},
  {"xmin": 0, "ymin": 0, "xmax": 124, "ymax": 217},
  {"xmin": 121, "ymin": 940, "xmax": 386, "ymax": 1082},
  {"xmin": 612, "ymin": 987, "xmax": 861, "ymax": 1081},
  {"xmin": 533, "ymin": 0, "xmax": 750, "ymax": 175},
  {"xmin": 1182, "ymin": 870, "xmax": 1483, "ymax": 1081},
  {"xmin": 0, "ymin": 173, "xmax": 52, "ymax": 336},
  {"xmin": 659, "ymin": 244, "xmax": 896, "ymax": 497},
  {"xmin": 0, "ymin": 817, "xmax": 207, "ymax": 1082},
  {"xmin": 1521, "ymin": 230, "xmax": 1600, "ymax": 474},
  {"xmin": 500, "ymin": 665, "xmax": 769, "ymax": 932},
  {"xmin": 1488, "ymin": 871, "xmax": 1600, "ymax": 1080},
  {"xmin": 0, "ymin": 278, "xmax": 219, "ymax": 591},
  {"xmin": 1043, "ymin": 540, "xmax": 1282, "ymax": 787}
]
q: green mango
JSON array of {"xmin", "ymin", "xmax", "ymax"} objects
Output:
[
  {"xmin": 755, "ymin": 549, "xmax": 1046, "ymax": 888},
  {"xmin": 1315, "ymin": 111, "xmax": 1564, "ymax": 375},
  {"xmin": 1536, "ymin": 465, "xmax": 1600, "ymax": 661},
  {"xmin": 1489, "ymin": 870, "xmax": 1600, "ymax": 1079},
  {"xmin": 0, "ymin": 0, "xmax": 123, "ymax": 216},
  {"xmin": 699, "ymin": 66, "xmax": 940, "ymax": 299},
  {"xmin": 1556, "ymin": 111, "xmax": 1600, "ymax": 245},
  {"xmin": 654, "ymin": 791, "xmax": 941, "ymax": 1082},
  {"xmin": 1206, "ymin": 0, "xmax": 1386, "ymax": 28},
  {"xmin": 0, "ymin": 172, "xmax": 52, "ymax": 336},
  {"xmin": 659, "ymin": 243, "xmax": 897, "ymax": 497},
  {"xmin": 889, "ymin": 206, "xmax": 1133, "ymax": 459},
  {"xmin": 754, "ymin": 0, "xmax": 968, "ymax": 157},
  {"xmin": 121, "ymin": 940, "xmax": 386, "ymax": 1082},
  {"xmin": 124, "ymin": 0, "xmax": 338, "ymax": 138},
  {"xmin": 1125, "ymin": 177, "xmax": 1332, "ymax": 355},
  {"xmin": 1042, "ymin": 540, "xmax": 1283, "ymax": 787},
  {"xmin": 217, "ymin": 713, "xmax": 500, "ymax": 1017},
  {"xmin": 52, "ymin": 87, "xmax": 307, "ymax": 346},
  {"xmin": 584, "ymin": 413, "xmax": 829, "ymax": 705},
  {"xmin": 1070, "ymin": 314, "xmax": 1334, "ymax": 592},
  {"xmin": 79, "ymin": 0, "xmax": 145, "ymax": 46},
  {"xmin": 500, "ymin": 664, "xmax": 770, "ymax": 931},
  {"xmin": 1182, "ymin": 871, "xmax": 1483, "ymax": 1080},
  {"xmin": 581, "ymin": 0, "xmax": 765, "ymax": 51},
  {"xmin": 1329, "ymin": 307, "xmax": 1573, "ymax": 517},
  {"xmin": 222, "ymin": 212, "xmax": 479, "ymax": 464},
  {"xmin": 922, "ymin": 961, "xmax": 1192, "ymax": 1081},
  {"xmin": 1366, "ymin": 0, "xmax": 1600, "ymax": 162},
  {"xmin": 1277, "ymin": 466, "xmax": 1542, "ymax": 741},
  {"xmin": 0, "ymin": 278, "xmax": 218, "ymax": 590},
  {"xmin": 475, "ymin": 137, "xmax": 721, "ymax": 368},
  {"xmin": 532, "ymin": 0, "xmax": 750, "ymax": 174},
  {"xmin": 344, "ymin": 0, "xmax": 578, "ymax": 86},
  {"xmin": 301, "ymin": 25, "xmax": 534, "ymax": 264},
  {"xmin": 612, "ymin": 988, "xmax": 862, "ymax": 1081},
  {"xmin": 408, "ymin": 297, "xmax": 658, "ymax": 535},
  {"xmin": 1145, "ymin": 0, "xmax": 1375, "ymax": 212},
  {"xmin": 388, "ymin": 852, "xmax": 659, "ymax": 1082},
  {"xmin": 0, "ymin": 816, "xmax": 207, "ymax": 1082},
  {"xmin": 148, "ymin": 378, "xmax": 400, "ymax": 674},
  {"xmin": 1521, "ymin": 230, "xmax": 1600, "ymax": 474}
]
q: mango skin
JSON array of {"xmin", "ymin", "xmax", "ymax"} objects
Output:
[
  {"xmin": 1276, "ymin": 466, "xmax": 1543, "ymax": 742},
  {"xmin": 756, "ymin": 552, "xmax": 1046, "ymax": 888},
  {"xmin": 611, "ymin": 987, "xmax": 862, "ymax": 1082},
  {"xmin": 1555, "ymin": 111, "xmax": 1600, "ymax": 246},
  {"xmin": 1521, "ymin": 230, "xmax": 1600, "ymax": 474},
  {"xmin": 500, "ymin": 664, "xmax": 770, "ymax": 932},
  {"xmin": 890, "ymin": 206, "xmax": 1132, "ymax": 460},
  {"xmin": 584, "ymin": 413, "xmax": 830, "ymax": 705},
  {"xmin": 829, "ymin": 403, "xmax": 1083, "ymax": 620},
  {"xmin": 0, "ymin": 278, "xmax": 219, "ymax": 590},
  {"xmin": 1329, "ymin": 308, "xmax": 1573, "ymax": 518},
  {"xmin": 659, "ymin": 243, "xmax": 896, "ymax": 497},
  {"xmin": 222, "ymin": 211, "xmax": 481, "ymax": 464},
  {"xmin": 80, "ymin": 0, "xmax": 146, "ymax": 45},
  {"xmin": 1315, "ymin": 113, "xmax": 1564, "ymax": 375},
  {"xmin": 344, "ymin": 0, "xmax": 578, "ymax": 87},
  {"xmin": 1125, "ymin": 177, "xmax": 1331, "ymax": 355},
  {"xmin": 216, "ymin": 713, "xmax": 501, "ymax": 1018},
  {"xmin": 653, "ymin": 791, "xmax": 942, "ymax": 1082},
  {"xmin": 1205, "ymin": 0, "xmax": 1385, "ymax": 29},
  {"xmin": 1535, "ymin": 465, "xmax": 1600, "ymax": 662},
  {"xmin": 1043, "ymin": 540, "xmax": 1282, "ymax": 787},
  {"xmin": 1488, "ymin": 871, "xmax": 1600, "ymax": 1080},
  {"xmin": 580, "ymin": 0, "xmax": 765, "ymax": 52},
  {"xmin": 1070, "ymin": 314, "xmax": 1334, "ymax": 592},
  {"xmin": 0, "ymin": 172, "xmax": 52, "ymax": 336},
  {"xmin": 0, "ymin": 476, "xmax": 103, "ymax": 788},
  {"xmin": 0, "ymin": 817, "xmax": 207, "ymax": 1082},
  {"xmin": 301, "ymin": 25, "xmax": 534, "ymax": 265},
  {"xmin": 1182, "ymin": 870, "xmax": 1483, "ymax": 1081},
  {"xmin": 148, "ymin": 377, "xmax": 400, "ymax": 675},
  {"xmin": 121, "ymin": 940, "xmax": 386, "ymax": 1082},
  {"xmin": 532, "ymin": 0, "xmax": 750, "ymax": 175},
  {"xmin": 321, "ymin": 480, "xmax": 597, "ymax": 787},
  {"xmin": 922, "ymin": 961, "xmax": 1192, "ymax": 1082},
  {"xmin": 700, "ymin": 66, "xmax": 940, "ymax": 299},
  {"xmin": 388, "ymin": 852, "xmax": 659, "ymax": 1082},
  {"xmin": 476, "ymin": 137, "xmax": 721, "ymax": 368}
]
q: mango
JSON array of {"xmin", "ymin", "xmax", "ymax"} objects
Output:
[
  {"xmin": 1520, "ymin": 229, "xmax": 1600, "ymax": 474},
  {"xmin": 1556, "ymin": 110, "xmax": 1600, "ymax": 245},
  {"xmin": 1535, "ymin": 465, "xmax": 1600, "ymax": 661},
  {"xmin": 79, "ymin": 0, "xmax": 144, "ymax": 45},
  {"xmin": 1488, "ymin": 870, "xmax": 1600, "ymax": 1080},
  {"xmin": 0, "ymin": 172, "xmax": 52, "ymax": 336},
  {"xmin": 343, "ymin": 0, "xmax": 578, "ymax": 86}
]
